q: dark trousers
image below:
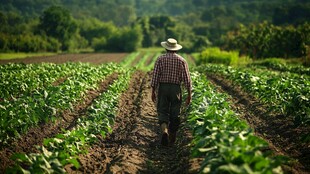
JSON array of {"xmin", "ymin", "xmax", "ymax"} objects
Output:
[{"xmin": 157, "ymin": 83, "xmax": 181, "ymax": 133}]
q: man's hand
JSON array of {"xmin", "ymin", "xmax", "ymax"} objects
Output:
[
  {"xmin": 152, "ymin": 89, "xmax": 156, "ymax": 103},
  {"xmin": 185, "ymin": 95, "xmax": 191, "ymax": 106},
  {"xmin": 185, "ymin": 90, "xmax": 192, "ymax": 106}
]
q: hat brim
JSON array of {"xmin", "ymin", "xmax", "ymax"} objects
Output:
[{"xmin": 161, "ymin": 42, "xmax": 182, "ymax": 51}]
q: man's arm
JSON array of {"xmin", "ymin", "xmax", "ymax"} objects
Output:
[
  {"xmin": 151, "ymin": 58, "xmax": 160, "ymax": 103},
  {"xmin": 182, "ymin": 61, "xmax": 192, "ymax": 106},
  {"xmin": 152, "ymin": 87, "xmax": 156, "ymax": 103},
  {"xmin": 185, "ymin": 88, "xmax": 192, "ymax": 106}
]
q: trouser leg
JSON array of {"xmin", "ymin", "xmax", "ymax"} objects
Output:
[
  {"xmin": 157, "ymin": 84, "xmax": 170, "ymax": 124},
  {"xmin": 169, "ymin": 84, "xmax": 181, "ymax": 132},
  {"xmin": 168, "ymin": 86, "xmax": 181, "ymax": 144},
  {"xmin": 157, "ymin": 85, "xmax": 170, "ymax": 146},
  {"xmin": 157, "ymin": 83, "xmax": 181, "ymax": 145}
]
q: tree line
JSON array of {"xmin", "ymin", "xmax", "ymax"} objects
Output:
[
  {"xmin": 0, "ymin": 6, "xmax": 143, "ymax": 53},
  {"xmin": 0, "ymin": 0, "xmax": 309, "ymax": 59}
]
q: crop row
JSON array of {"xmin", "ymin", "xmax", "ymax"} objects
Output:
[
  {"xmin": 120, "ymin": 52, "xmax": 140, "ymax": 68},
  {"xmin": 8, "ymin": 67, "xmax": 134, "ymax": 173},
  {"xmin": 120, "ymin": 52, "xmax": 194, "ymax": 70},
  {"xmin": 199, "ymin": 64, "xmax": 310, "ymax": 127},
  {"xmin": 120, "ymin": 52, "xmax": 157, "ymax": 70},
  {"xmin": 0, "ymin": 63, "xmax": 78, "ymax": 99},
  {"xmin": 251, "ymin": 60, "xmax": 310, "ymax": 75},
  {"xmin": 135, "ymin": 52, "xmax": 153, "ymax": 70},
  {"xmin": 187, "ymin": 71, "xmax": 285, "ymax": 173},
  {"xmin": 0, "ymin": 63, "xmax": 119, "ymax": 146},
  {"xmin": 146, "ymin": 52, "xmax": 161, "ymax": 70}
]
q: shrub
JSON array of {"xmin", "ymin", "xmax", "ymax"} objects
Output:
[
  {"xmin": 0, "ymin": 33, "xmax": 61, "ymax": 52},
  {"xmin": 197, "ymin": 47, "xmax": 239, "ymax": 66}
]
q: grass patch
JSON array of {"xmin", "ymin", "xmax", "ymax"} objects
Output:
[{"xmin": 0, "ymin": 52, "xmax": 56, "ymax": 60}]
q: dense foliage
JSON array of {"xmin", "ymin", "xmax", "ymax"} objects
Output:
[
  {"xmin": 223, "ymin": 22, "xmax": 310, "ymax": 59},
  {"xmin": 38, "ymin": 6, "xmax": 78, "ymax": 51},
  {"xmin": 197, "ymin": 47, "xmax": 239, "ymax": 66},
  {"xmin": 0, "ymin": 0, "xmax": 309, "ymax": 56}
]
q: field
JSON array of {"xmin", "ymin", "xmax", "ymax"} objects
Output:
[{"xmin": 0, "ymin": 53, "xmax": 309, "ymax": 174}]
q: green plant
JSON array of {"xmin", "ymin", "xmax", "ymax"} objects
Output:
[
  {"xmin": 200, "ymin": 64, "xmax": 310, "ymax": 127},
  {"xmin": 0, "ymin": 62, "xmax": 119, "ymax": 147},
  {"xmin": 187, "ymin": 71, "xmax": 286, "ymax": 173},
  {"xmin": 120, "ymin": 52, "xmax": 140, "ymax": 67},
  {"xmin": 197, "ymin": 47, "xmax": 239, "ymax": 66},
  {"xmin": 10, "ymin": 67, "xmax": 133, "ymax": 173}
]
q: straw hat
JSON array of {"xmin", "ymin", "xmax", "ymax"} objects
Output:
[{"xmin": 161, "ymin": 38, "xmax": 182, "ymax": 51}]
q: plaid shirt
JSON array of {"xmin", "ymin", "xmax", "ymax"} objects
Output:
[{"xmin": 151, "ymin": 52, "xmax": 191, "ymax": 91}]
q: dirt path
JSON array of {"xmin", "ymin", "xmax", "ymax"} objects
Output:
[
  {"xmin": 67, "ymin": 71, "xmax": 198, "ymax": 174},
  {"xmin": 206, "ymin": 74, "xmax": 310, "ymax": 174},
  {"xmin": 0, "ymin": 73, "xmax": 119, "ymax": 172}
]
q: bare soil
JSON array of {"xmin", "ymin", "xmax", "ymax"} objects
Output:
[{"xmin": 207, "ymin": 74, "xmax": 310, "ymax": 174}]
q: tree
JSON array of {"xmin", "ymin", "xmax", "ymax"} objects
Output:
[
  {"xmin": 105, "ymin": 25, "xmax": 142, "ymax": 52},
  {"xmin": 149, "ymin": 16, "xmax": 176, "ymax": 45},
  {"xmin": 39, "ymin": 6, "xmax": 77, "ymax": 50},
  {"xmin": 0, "ymin": 11, "xmax": 8, "ymax": 33},
  {"xmin": 93, "ymin": 25, "xmax": 142, "ymax": 52},
  {"xmin": 273, "ymin": 4, "xmax": 310, "ymax": 26},
  {"xmin": 78, "ymin": 18, "xmax": 116, "ymax": 45},
  {"xmin": 223, "ymin": 22, "xmax": 308, "ymax": 59},
  {"xmin": 135, "ymin": 17, "xmax": 154, "ymax": 47}
]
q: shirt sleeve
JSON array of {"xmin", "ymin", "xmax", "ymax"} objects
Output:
[
  {"xmin": 151, "ymin": 58, "xmax": 160, "ymax": 89},
  {"xmin": 182, "ymin": 61, "xmax": 192, "ymax": 92}
]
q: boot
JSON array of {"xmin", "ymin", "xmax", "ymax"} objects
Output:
[
  {"xmin": 160, "ymin": 123, "xmax": 169, "ymax": 146},
  {"xmin": 169, "ymin": 131, "xmax": 177, "ymax": 145}
]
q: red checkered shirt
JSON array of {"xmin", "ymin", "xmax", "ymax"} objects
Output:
[{"xmin": 151, "ymin": 52, "xmax": 191, "ymax": 91}]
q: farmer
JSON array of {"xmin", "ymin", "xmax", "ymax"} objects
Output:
[{"xmin": 151, "ymin": 38, "xmax": 192, "ymax": 146}]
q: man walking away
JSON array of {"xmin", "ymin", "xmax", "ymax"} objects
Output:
[{"xmin": 151, "ymin": 38, "xmax": 192, "ymax": 146}]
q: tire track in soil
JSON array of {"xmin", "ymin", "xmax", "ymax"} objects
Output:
[
  {"xmin": 68, "ymin": 70, "xmax": 199, "ymax": 174},
  {"xmin": 0, "ymin": 73, "xmax": 119, "ymax": 172},
  {"xmin": 206, "ymin": 74, "xmax": 310, "ymax": 174}
]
